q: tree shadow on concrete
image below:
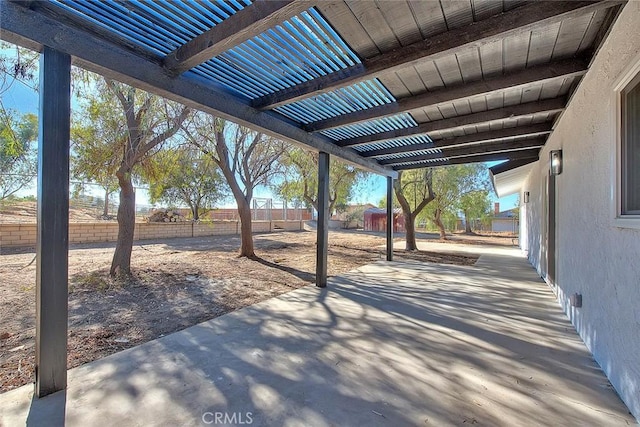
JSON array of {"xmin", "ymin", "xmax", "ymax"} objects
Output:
[{"xmin": 7, "ymin": 255, "xmax": 634, "ymax": 426}]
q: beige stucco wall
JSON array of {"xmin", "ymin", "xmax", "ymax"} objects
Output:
[
  {"xmin": 0, "ymin": 220, "xmax": 304, "ymax": 248},
  {"xmin": 521, "ymin": 2, "xmax": 640, "ymax": 420}
]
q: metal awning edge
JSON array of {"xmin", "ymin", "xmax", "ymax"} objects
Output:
[{"xmin": 489, "ymin": 159, "xmax": 538, "ymax": 198}]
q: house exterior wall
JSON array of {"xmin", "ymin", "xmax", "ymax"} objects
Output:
[
  {"xmin": 519, "ymin": 205, "xmax": 528, "ymax": 254},
  {"xmin": 521, "ymin": 3, "xmax": 640, "ymax": 420},
  {"xmin": 491, "ymin": 219, "xmax": 517, "ymax": 233}
]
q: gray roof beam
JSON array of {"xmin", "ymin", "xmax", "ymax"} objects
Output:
[
  {"xmin": 337, "ymin": 97, "xmax": 565, "ymax": 148},
  {"xmin": 392, "ymin": 150, "xmax": 541, "ymax": 170},
  {"xmin": 305, "ymin": 58, "xmax": 587, "ymax": 132},
  {"xmin": 253, "ymin": 1, "xmax": 622, "ymax": 110},
  {"xmin": 380, "ymin": 137, "xmax": 546, "ymax": 166}
]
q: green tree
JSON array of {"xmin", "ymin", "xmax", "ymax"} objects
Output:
[
  {"xmin": 74, "ymin": 77, "xmax": 190, "ymax": 276},
  {"xmin": 184, "ymin": 113, "xmax": 286, "ymax": 258},
  {"xmin": 275, "ymin": 147, "xmax": 365, "ymax": 215},
  {"xmin": 392, "ymin": 169, "xmax": 435, "ymax": 251},
  {"xmin": 71, "ymin": 104, "xmax": 121, "ymax": 217},
  {"xmin": 420, "ymin": 164, "xmax": 489, "ymax": 240},
  {"xmin": 148, "ymin": 146, "xmax": 227, "ymax": 220},
  {"xmin": 459, "ymin": 190, "xmax": 491, "ymax": 233},
  {"xmin": 0, "ymin": 110, "xmax": 37, "ymax": 200},
  {"xmin": 0, "ymin": 44, "xmax": 39, "ymax": 202},
  {"xmin": 107, "ymin": 81, "xmax": 190, "ymax": 276}
]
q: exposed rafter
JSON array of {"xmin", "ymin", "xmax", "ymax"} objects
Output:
[
  {"xmin": 164, "ymin": 1, "xmax": 316, "ymax": 75},
  {"xmin": 0, "ymin": 1, "xmax": 396, "ymax": 177},
  {"xmin": 393, "ymin": 150, "xmax": 541, "ymax": 171},
  {"xmin": 361, "ymin": 123, "xmax": 552, "ymax": 158},
  {"xmin": 1, "ymin": 0, "xmax": 624, "ymax": 175},
  {"xmin": 252, "ymin": 1, "xmax": 622, "ymax": 110},
  {"xmin": 337, "ymin": 98, "xmax": 565, "ymax": 148},
  {"xmin": 379, "ymin": 137, "xmax": 546, "ymax": 166},
  {"xmin": 305, "ymin": 58, "xmax": 588, "ymax": 132}
]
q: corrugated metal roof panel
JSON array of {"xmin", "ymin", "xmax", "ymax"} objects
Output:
[
  {"xmin": 274, "ymin": 79, "xmax": 394, "ymax": 124},
  {"xmin": 191, "ymin": 9, "xmax": 361, "ymax": 99},
  {"xmin": 352, "ymin": 134, "xmax": 434, "ymax": 153},
  {"xmin": 374, "ymin": 148, "xmax": 443, "ymax": 161},
  {"xmin": 321, "ymin": 113, "xmax": 418, "ymax": 140},
  {"xmin": 54, "ymin": 2, "xmax": 359, "ymax": 100},
  {"xmin": 391, "ymin": 157, "xmax": 451, "ymax": 168},
  {"xmin": 55, "ymin": 0, "xmax": 250, "ymax": 55}
]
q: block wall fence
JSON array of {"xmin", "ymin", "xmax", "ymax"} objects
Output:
[{"xmin": 0, "ymin": 220, "xmax": 304, "ymax": 248}]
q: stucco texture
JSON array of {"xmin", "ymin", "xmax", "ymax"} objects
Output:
[{"xmin": 522, "ymin": 2, "xmax": 640, "ymax": 420}]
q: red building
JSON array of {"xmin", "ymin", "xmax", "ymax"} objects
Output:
[{"xmin": 363, "ymin": 208, "xmax": 405, "ymax": 232}]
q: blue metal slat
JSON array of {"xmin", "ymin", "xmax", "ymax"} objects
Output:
[
  {"xmin": 320, "ymin": 113, "xmax": 419, "ymax": 140},
  {"xmin": 166, "ymin": 4, "xmax": 212, "ymax": 34},
  {"xmin": 244, "ymin": 37, "xmax": 311, "ymax": 85},
  {"xmin": 188, "ymin": 1, "xmax": 227, "ymax": 23},
  {"xmin": 60, "ymin": 1, "xmax": 171, "ymax": 53},
  {"xmin": 305, "ymin": 8, "xmax": 360, "ymax": 65},
  {"xmin": 201, "ymin": 59, "xmax": 269, "ymax": 97},
  {"xmin": 220, "ymin": 47, "xmax": 286, "ymax": 93},
  {"xmin": 266, "ymin": 26, "xmax": 328, "ymax": 79},
  {"xmin": 285, "ymin": 17, "xmax": 342, "ymax": 73},
  {"xmin": 198, "ymin": 56, "xmax": 270, "ymax": 97},
  {"xmin": 124, "ymin": 1, "xmax": 194, "ymax": 44},
  {"xmin": 251, "ymin": 31, "xmax": 318, "ymax": 84},
  {"xmin": 283, "ymin": 24, "xmax": 336, "ymax": 77},
  {"xmin": 147, "ymin": 1, "xmax": 203, "ymax": 36}
]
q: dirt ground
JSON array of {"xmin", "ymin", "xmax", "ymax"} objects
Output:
[
  {"xmin": 0, "ymin": 229, "xmax": 512, "ymax": 393},
  {"xmin": 0, "ymin": 201, "xmax": 105, "ymax": 223}
]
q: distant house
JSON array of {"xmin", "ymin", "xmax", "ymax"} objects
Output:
[
  {"xmin": 491, "ymin": 203, "xmax": 518, "ymax": 233},
  {"xmin": 364, "ymin": 208, "xmax": 404, "ymax": 232},
  {"xmin": 330, "ymin": 203, "xmax": 375, "ymax": 229}
]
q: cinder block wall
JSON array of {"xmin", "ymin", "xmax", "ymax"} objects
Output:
[
  {"xmin": 0, "ymin": 220, "xmax": 304, "ymax": 248},
  {"xmin": 0, "ymin": 224, "xmax": 37, "ymax": 247}
]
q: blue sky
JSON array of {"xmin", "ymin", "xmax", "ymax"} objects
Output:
[
  {"xmin": 3, "ymin": 80, "xmax": 38, "ymax": 113},
  {"xmin": 2, "ymin": 46, "xmax": 519, "ymax": 212}
]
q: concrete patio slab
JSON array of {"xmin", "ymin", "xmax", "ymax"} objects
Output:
[{"xmin": 1, "ymin": 246, "xmax": 635, "ymax": 426}]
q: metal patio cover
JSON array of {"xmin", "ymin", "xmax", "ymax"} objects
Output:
[
  {"xmin": 0, "ymin": 0, "xmax": 626, "ymax": 176},
  {"xmin": 0, "ymin": 0, "xmax": 628, "ymax": 399}
]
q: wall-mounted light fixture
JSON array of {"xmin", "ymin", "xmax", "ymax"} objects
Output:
[
  {"xmin": 523, "ymin": 191, "xmax": 530, "ymax": 203},
  {"xmin": 550, "ymin": 149, "xmax": 563, "ymax": 175}
]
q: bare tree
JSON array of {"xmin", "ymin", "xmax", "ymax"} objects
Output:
[{"xmin": 185, "ymin": 113, "xmax": 285, "ymax": 258}]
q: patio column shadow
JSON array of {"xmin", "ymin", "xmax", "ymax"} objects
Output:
[{"xmin": 27, "ymin": 389, "xmax": 66, "ymax": 427}]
